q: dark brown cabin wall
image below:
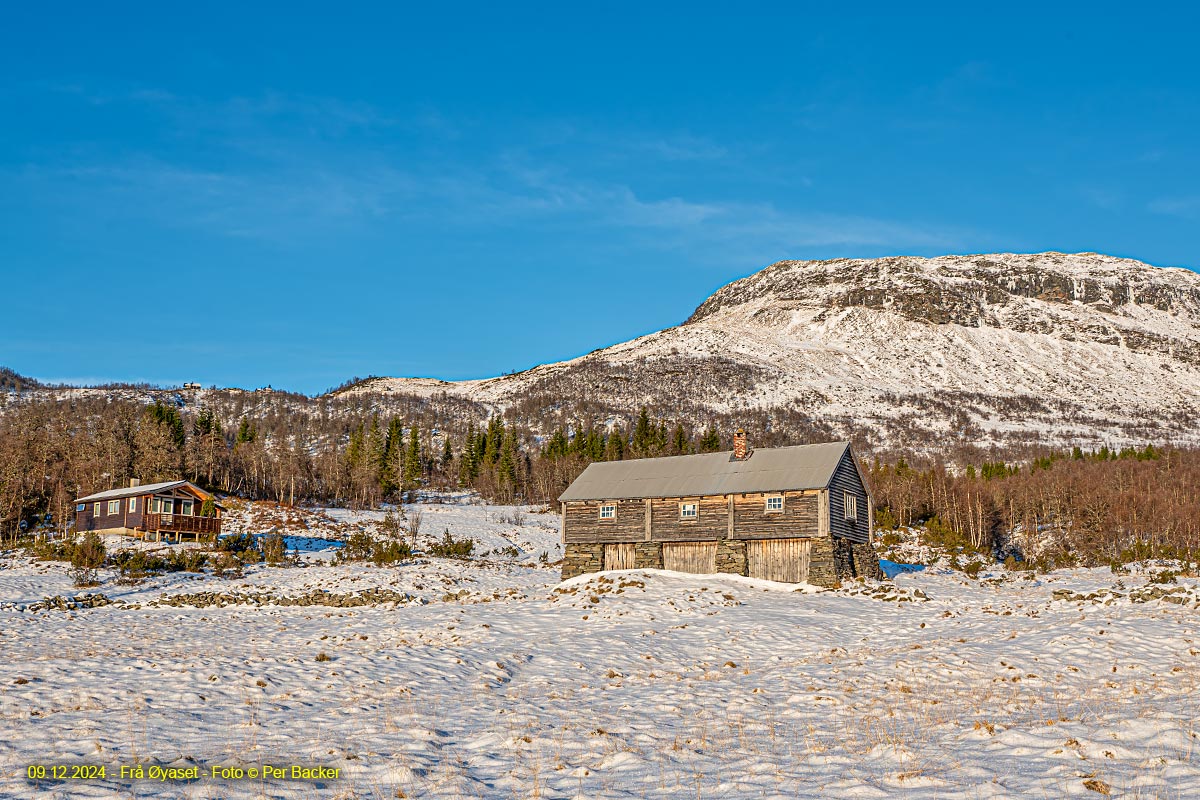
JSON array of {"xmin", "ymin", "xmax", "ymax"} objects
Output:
[
  {"xmin": 828, "ymin": 451, "xmax": 870, "ymax": 544},
  {"xmin": 126, "ymin": 494, "xmax": 145, "ymax": 529},
  {"xmin": 563, "ymin": 499, "xmax": 644, "ymax": 544},
  {"xmin": 731, "ymin": 491, "xmax": 819, "ymax": 539},
  {"xmin": 650, "ymin": 496, "xmax": 727, "ymax": 542},
  {"xmin": 93, "ymin": 504, "xmax": 127, "ymax": 531}
]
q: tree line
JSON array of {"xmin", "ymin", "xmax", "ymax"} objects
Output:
[
  {"xmin": 870, "ymin": 445, "xmax": 1200, "ymax": 567},
  {"xmin": 2, "ymin": 394, "xmax": 1197, "ymax": 569}
]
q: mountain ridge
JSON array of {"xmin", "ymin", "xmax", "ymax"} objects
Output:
[{"xmin": 335, "ymin": 251, "xmax": 1200, "ymax": 450}]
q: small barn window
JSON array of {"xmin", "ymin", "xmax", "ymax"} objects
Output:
[
  {"xmin": 765, "ymin": 496, "xmax": 784, "ymax": 513},
  {"xmin": 680, "ymin": 502, "xmax": 698, "ymax": 519},
  {"xmin": 843, "ymin": 491, "xmax": 857, "ymax": 521},
  {"xmin": 129, "ymin": 497, "xmax": 137, "ymax": 513},
  {"xmin": 93, "ymin": 503, "xmax": 100, "ymax": 517},
  {"xmin": 107, "ymin": 500, "xmax": 120, "ymax": 515},
  {"xmin": 76, "ymin": 504, "xmax": 85, "ymax": 513},
  {"xmin": 599, "ymin": 504, "xmax": 616, "ymax": 520}
]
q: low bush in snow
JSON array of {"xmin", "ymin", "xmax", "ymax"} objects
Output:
[{"xmin": 428, "ymin": 530, "xmax": 475, "ymax": 559}]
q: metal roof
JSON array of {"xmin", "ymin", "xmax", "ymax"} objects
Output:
[
  {"xmin": 558, "ymin": 441, "xmax": 853, "ymax": 502},
  {"xmin": 75, "ymin": 480, "xmax": 207, "ymax": 503}
]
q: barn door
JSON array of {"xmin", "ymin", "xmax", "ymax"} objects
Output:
[
  {"xmin": 747, "ymin": 538, "xmax": 811, "ymax": 583},
  {"xmin": 662, "ymin": 541, "xmax": 718, "ymax": 574},
  {"xmin": 603, "ymin": 543, "xmax": 637, "ymax": 571}
]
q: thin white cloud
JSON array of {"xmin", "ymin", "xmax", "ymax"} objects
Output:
[{"xmin": 1148, "ymin": 196, "xmax": 1199, "ymax": 219}]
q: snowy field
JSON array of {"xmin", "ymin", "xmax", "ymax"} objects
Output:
[{"xmin": 1, "ymin": 500, "xmax": 1199, "ymax": 799}]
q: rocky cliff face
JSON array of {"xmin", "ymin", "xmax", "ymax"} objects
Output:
[{"xmin": 345, "ymin": 252, "xmax": 1200, "ymax": 452}]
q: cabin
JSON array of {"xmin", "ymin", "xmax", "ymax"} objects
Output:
[
  {"xmin": 74, "ymin": 480, "xmax": 223, "ymax": 542},
  {"xmin": 558, "ymin": 433, "xmax": 880, "ymax": 586}
]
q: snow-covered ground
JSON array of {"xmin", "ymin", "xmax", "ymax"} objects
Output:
[{"xmin": 2, "ymin": 500, "xmax": 1199, "ymax": 798}]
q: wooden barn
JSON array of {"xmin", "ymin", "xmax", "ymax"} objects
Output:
[
  {"xmin": 558, "ymin": 432, "xmax": 880, "ymax": 586},
  {"xmin": 74, "ymin": 479, "xmax": 223, "ymax": 542}
]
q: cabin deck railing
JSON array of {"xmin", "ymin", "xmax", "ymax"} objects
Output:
[{"xmin": 141, "ymin": 513, "xmax": 221, "ymax": 535}]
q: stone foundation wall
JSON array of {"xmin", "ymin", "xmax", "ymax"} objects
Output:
[
  {"xmin": 561, "ymin": 543, "xmax": 603, "ymax": 580},
  {"xmin": 716, "ymin": 538, "xmax": 747, "ymax": 575},
  {"xmin": 560, "ymin": 534, "xmax": 868, "ymax": 587},
  {"xmin": 833, "ymin": 537, "xmax": 855, "ymax": 581},
  {"xmin": 852, "ymin": 542, "xmax": 884, "ymax": 580},
  {"xmin": 634, "ymin": 542, "xmax": 663, "ymax": 569},
  {"xmin": 808, "ymin": 536, "xmax": 837, "ymax": 587},
  {"xmin": 831, "ymin": 537, "xmax": 884, "ymax": 583}
]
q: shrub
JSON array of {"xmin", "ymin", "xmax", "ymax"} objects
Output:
[
  {"xmin": 339, "ymin": 530, "xmax": 375, "ymax": 562},
  {"xmin": 26, "ymin": 538, "xmax": 75, "ymax": 563},
  {"xmin": 1148, "ymin": 569, "xmax": 1178, "ymax": 585},
  {"xmin": 165, "ymin": 549, "xmax": 208, "ymax": 573},
  {"xmin": 370, "ymin": 540, "xmax": 412, "ymax": 565},
  {"xmin": 429, "ymin": 530, "xmax": 474, "ymax": 559},
  {"xmin": 212, "ymin": 551, "xmax": 243, "ymax": 578},
  {"xmin": 874, "ymin": 506, "xmax": 899, "ymax": 531},
  {"xmin": 218, "ymin": 532, "xmax": 257, "ymax": 555},
  {"xmin": 112, "ymin": 550, "xmax": 157, "ymax": 585},
  {"xmin": 71, "ymin": 531, "xmax": 106, "ymax": 587},
  {"xmin": 260, "ymin": 532, "xmax": 288, "ymax": 565},
  {"xmin": 962, "ymin": 559, "xmax": 985, "ymax": 579}
]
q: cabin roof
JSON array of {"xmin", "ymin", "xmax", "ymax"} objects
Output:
[
  {"xmin": 75, "ymin": 480, "xmax": 212, "ymax": 504},
  {"xmin": 558, "ymin": 441, "xmax": 854, "ymax": 502}
]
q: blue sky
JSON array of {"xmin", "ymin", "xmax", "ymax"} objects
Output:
[{"xmin": 3, "ymin": 2, "xmax": 1198, "ymax": 394}]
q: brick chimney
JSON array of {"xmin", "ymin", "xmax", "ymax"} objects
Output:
[
  {"xmin": 732, "ymin": 429, "xmax": 749, "ymax": 460},
  {"xmin": 129, "ymin": 478, "xmax": 141, "ymax": 488}
]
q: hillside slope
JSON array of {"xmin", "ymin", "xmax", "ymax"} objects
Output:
[{"xmin": 340, "ymin": 252, "xmax": 1200, "ymax": 450}]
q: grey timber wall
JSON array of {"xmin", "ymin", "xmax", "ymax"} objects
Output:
[
  {"xmin": 828, "ymin": 451, "xmax": 870, "ymax": 544},
  {"xmin": 731, "ymin": 491, "xmax": 819, "ymax": 539}
]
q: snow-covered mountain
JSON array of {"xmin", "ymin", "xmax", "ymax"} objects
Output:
[{"xmin": 340, "ymin": 252, "xmax": 1200, "ymax": 450}]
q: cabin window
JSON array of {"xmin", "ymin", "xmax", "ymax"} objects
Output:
[
  {"xmin": 162, "ymin": 499, "xmax": 174, "ymax": 515},
  {"xmin": 765, "ymin": 495, "xmax": 784, "ymax": 513},
  {"xmin": 844, "ymin": 491, "xmax": 857, "ymax": 521},
  {"xmin": 151, "ymin": 498, "xmax": 161, "ymax": 513},
  {"xmin": 599, "ymin": 504, "xmax": 616, "ymax": 520},
  {"xmin": 93, "ymin": 503, "xmax": 100, "ymax": 517},
  {"xmin": 181, "ymin": 499, "xmax": 194, "ymax": 516},
  {"xmin": 129, "ymin": 497, "xmax": 137, "ymax": 513},
  {"xmin": 76, "ymin": 504, "xmax": 85, "ymax": 513},
  {"xmin": 107, "ymin": 500, "xmax": 120, "ymax": 515},
  {"xmin": 680, "ymin": 502, "xmax": 698, "ymax": 519}
]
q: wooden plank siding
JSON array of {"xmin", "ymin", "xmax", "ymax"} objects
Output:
[
  {"xmin": 603, "ymin": 543, "xmax": 637, "ymax": 570},
  {"xmin": 563, "ymin": 499, "xmax": 645, "ymax": 544},
  {"xmin": 827, "ymin": 451, "xmax": 871, "ymax": 544},
  {"xmin": 662, "ymin": 541, "xmax": 718, "ymax": 573},
  {"xmin": 747, "ymin": 538, "xmax": 812, "ymax": 583},
  {"xmin": 649, "ymin": 496, "xmax": 728, "ymax": 542},
  {"xmin": 564, "ymin": 490, "xmax": 825, "ymax": 544},
  {"xmin": 730, "ymin": 490, "xmax": 819, "ymax": 540},
  {"xmin": 76, "ymin": 495, "xmax": 145, "ymax": 533}
]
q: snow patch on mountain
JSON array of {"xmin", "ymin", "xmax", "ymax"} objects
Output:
[{"xmin": 341, "ymin": 253, "xmax": 1200, "ymax": 449}]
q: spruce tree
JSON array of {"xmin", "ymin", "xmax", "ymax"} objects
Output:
[
  {"xmin": 497, "ymin": 430, "xmax": 517, "ymax": 487},
  {"xmin": 671, "ymin": 423, "xmax": 690, "ymax": 455},
  {"xmin": 236, "ymin": 418, "xmax": 256, "ymax": 445},
  {"xmin": 483, "ymin": 417, "xmax": 504, "ymax": 466},
  {"xmin": 698, "ymin": 426, "xmax": 721, "ymax": 453},
  {"xmin": 605, "ymin": 427, "xmax": 626, "ymax": 461},
  {"xmin": 403, "ymin": 425, "xmax": 422, "ymax": 489},
  {"xmin": 381, "ymin": 418, "xmax": 404, "ymax": 496},
  {"xmin": 632, "ymin": 407, "xmax": 653, "ymax": 456}
]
